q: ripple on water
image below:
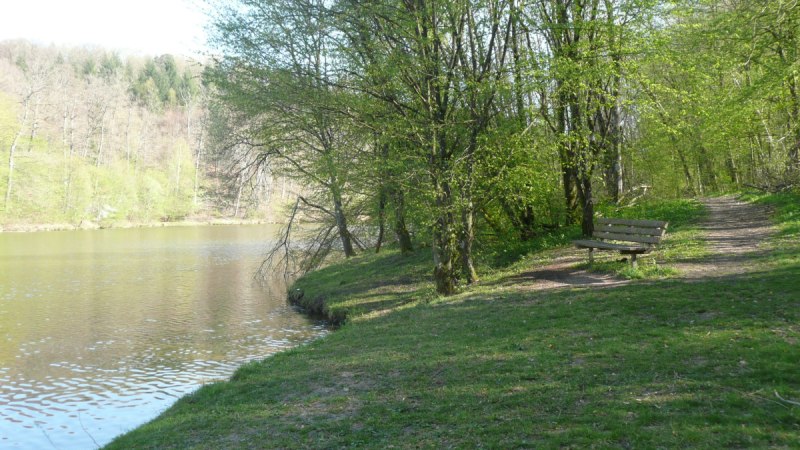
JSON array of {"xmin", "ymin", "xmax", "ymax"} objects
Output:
[
  {"xmin": 3, "ymin": 322, "xmax": 328, "ymax": 446},
  {"xmin": 0, "ymin": 225, "xmax": 328, "ymax": 449}
]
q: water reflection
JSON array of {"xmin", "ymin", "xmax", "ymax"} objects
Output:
[{"xmin": 0, "ymin": 225, "xmax": 327, "ymax": 449}]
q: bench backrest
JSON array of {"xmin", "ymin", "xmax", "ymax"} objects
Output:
[{"xmin": 593, "ymin": 218, "xmax": 669, "ymax": 246}]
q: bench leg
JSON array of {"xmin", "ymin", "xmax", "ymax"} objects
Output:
[
  {"xmin": 588, "ymin": 248, "xmax": 594, "ymax": 264},
  {"xmin": 631, "ymin": 254, "xmax": 638, "ymax": 269}
]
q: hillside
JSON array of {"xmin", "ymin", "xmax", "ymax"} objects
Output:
[{"xmin": 0, "ymin": 40, "xmax": 295, "ymax": 228}]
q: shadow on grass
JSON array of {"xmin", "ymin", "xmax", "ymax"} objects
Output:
[{"xmin": 492, "ymin": 263, "xmax": 631, "ymax": 290}]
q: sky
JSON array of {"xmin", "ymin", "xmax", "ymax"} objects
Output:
[{"xmin": 0, "ymin": 0, "xmax": 209, "ymax": 57}]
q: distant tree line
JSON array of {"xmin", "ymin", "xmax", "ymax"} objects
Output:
[
  {"xmin": 0, "ymin": 40, "xmax": 289, "ymax": 225},
  {"xmin": 203, "ymin": 0, "xmax": 800, "ymax": 295}
]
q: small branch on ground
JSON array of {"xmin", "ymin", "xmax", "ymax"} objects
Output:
[{"xmin": 775, "ymin": 390, "xmax": 800, "ymax": 407}]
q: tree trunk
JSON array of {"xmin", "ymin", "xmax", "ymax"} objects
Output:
[
  {"xmin": 459, "ymin": 203, "xmax": 478, "ymax": 284},
  {"xmin": 96, "ymin": 112, "xmax": 107, "ymax": 167},
  {"xmin": 787, "ymin": 72, "xmax": 800, "ymax": 172},
  {"xmin": 175, "ymin": 150, "xmax": 183, "ymax": 195},
  {"xmin": 62, "ymin": 97, "xmax": 69, "ymax": 147},
  {"xmin": 432, "ymin": 174, "xmax": 457, "ymax": 296},
  {"xmin": 577, "ymin": 172, "xmax": 594, "ymax": 237},
  {"xmin": 233, "ymin": 174, "xmax": 243, "ymax": 217},
  {"xmin": 672, "ymin": 139, "xmax": 696, "ymax": 195},
  {"xmin": 331, "ymin": 186, "xmax": 356, "ymax": 257},
  {"xmin": 63, "ymin": 121, "xmax": 75, "ymax": 214},
  {"xmin": 125, "ymin": 106, "xmax": 133, "ymax": 166},
  {"xmin": 4, "ymin": 97, "xmax": 30, "ymax": 211},
  {"xmin": 5, "ymin": 132, "xmax": 20, "ymax": 211},
  {"xmin": 510, "ymin": 4, "xmax": 527, "ymax": 127},
  {"xmin": 557, "ymin": 97, "xmax": 578, "ymax": 224},
  {"xmin": 604, "ymin": 0, "xmax": 624, "ymax": 203},
  {"xmin": 375, "ymin": 187, "xmax": 387, "ymax": 253},
  {"xmin": 194, "ymin": 126, "xmax": 203, "ymax": 207},
  {"xmin": 429, "ymin": 103, "xmax": 458, "ymax": 294},
  {"xmin": 726, "ymin": 150, "xmax": 740, "ymax": 185},
  {"xmin": 392, "ymin": 188, "xmax": 413, "ymax": 255},
  {"xmin": 459, "ymin": 126, "xmax": 481, "ymax": 285},
  {"xmin": 697, "ymin": 145, "xmax": 718, "ymax": 192},
  {"xmin": 27, "ymin": 96, "xmax": 40, "ymax": 152},
  {"xmin": 432, "ymin": 224, "xmax": 457, "ymax": 296},
  {"xmin": 603, "ymin": 92, "xmax": 623, "ymax": 203}
]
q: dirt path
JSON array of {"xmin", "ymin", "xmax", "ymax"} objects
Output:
[
  {"xmin": 500, "ymin": 196, "xmax": 774, "ymax": 291},
  {"xmin": 674, "ymin": 196, "xmax": 774, "ymax": 278}
]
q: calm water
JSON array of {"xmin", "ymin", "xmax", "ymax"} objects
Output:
[{"xmin": 0, "ymin": 225, "xmax": 327, "ymax": 449}]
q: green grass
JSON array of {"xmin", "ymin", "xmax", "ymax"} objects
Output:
[
  {"xmin": 743, "ymin": 190, "xmax": 800, "ymax": 241},
  {"xmin": 289, "ymin": 248, "xmax": 435, "ymax": 323},
  {"xmin": 106, "ymin": 195, "xmax": 800, "ymax": 449},
  {"xmin": 740, "ymin": 190, "xmax": 800, "ymax": 271}
]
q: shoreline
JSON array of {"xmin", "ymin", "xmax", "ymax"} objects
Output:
[{"xmin": 0, "ymin": 218, "xmax": 282, "ymax": 233}]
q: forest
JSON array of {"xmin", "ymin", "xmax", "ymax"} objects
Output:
[
  {"xmin": 0, "ymin": 40, "xmax": 290, "ymax": 228},
  {"xmin": 203, "ymin": 0, "xmax": 800, "ymax": 294}
]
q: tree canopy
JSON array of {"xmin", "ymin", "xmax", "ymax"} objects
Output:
[{"xmin": 39, "ymin": 0, "xmax": 786, "ymax": 294}]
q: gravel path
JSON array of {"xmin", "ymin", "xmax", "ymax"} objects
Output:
[{"xmin": 500, "ymin": 196, "xmax": 774, "ymax": 291}]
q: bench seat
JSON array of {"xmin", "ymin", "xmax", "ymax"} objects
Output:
[
  {"xmin": 572, "ymin": 239, "xmax": 650, "ymax": 254},
  {"xmin": 573, "ymin": 218, "xmax": 668, "ymax": 268}
]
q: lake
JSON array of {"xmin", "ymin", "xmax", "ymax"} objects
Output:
[{"xmin": 0, "ymin": 225, "xmax": 328, "ymax": 449}]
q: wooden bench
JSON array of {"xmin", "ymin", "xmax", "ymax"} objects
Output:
[{"xmin": 573, "ymin": 218, "xmax": 668, "ymax": 268}]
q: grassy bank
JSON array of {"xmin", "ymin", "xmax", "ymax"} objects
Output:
[
  {"xmin": 106, "ymin": 196, "xmax": 800, "ymax": 448},
  {"xmin": 288, "ymin": 198, "xmax": 707, "ymax": 324}
]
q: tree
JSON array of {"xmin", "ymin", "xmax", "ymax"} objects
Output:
[
  {"xmin": 633, "ymin": 0, "xmax": 799, "ymax": 195},
  {"xmin": 528, "ymin": 0, "xmax": 656, "ymax": 234},
  {"xmin": 206, "ymin": 0, "xmax": 363, "ymax": 265},
  {"xmin": 337, "ymin": 0, "xmax": 514, "ymax": 292},
  {"xmin": 0, "ymin": 40, "xmax": 221, "ymax": 224},
  {"xmin": 3, "ymin": 47, "xmax": 50, "ymax": 210}
]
